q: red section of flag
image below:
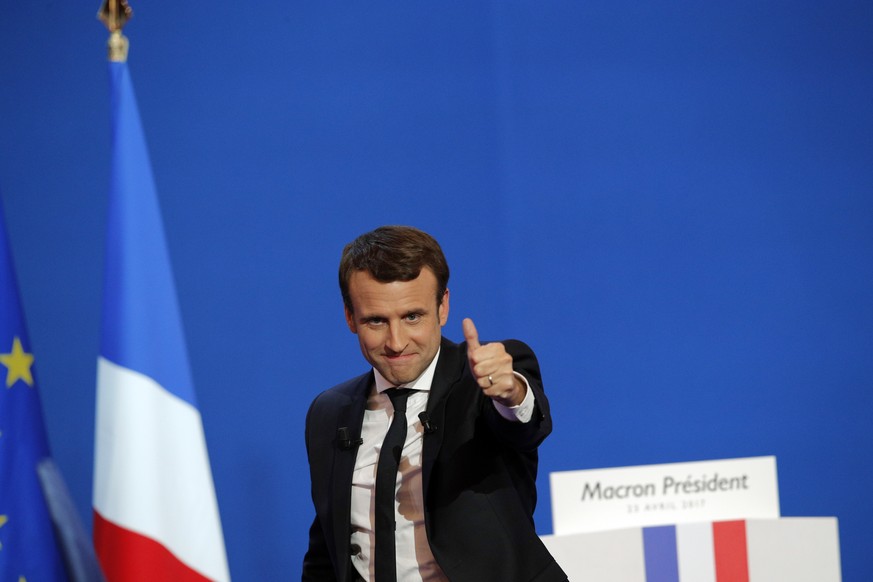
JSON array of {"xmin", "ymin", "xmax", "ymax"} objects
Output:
[
  {"xmin": 713, "ymin": 520, "xmax": 750, "ymax": 582},
  {"xmin": 94, "ymin": 510, "xmax": 211, "ymax": 581}
]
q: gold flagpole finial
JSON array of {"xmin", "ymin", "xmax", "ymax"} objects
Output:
[{"xmin": 98, "ymin": 0, "xmax": 133, "ymax": 62}]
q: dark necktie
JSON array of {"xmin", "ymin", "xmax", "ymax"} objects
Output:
[{"xmin": 374, "ymin": 388, "xmax": 412, "ymax": 582}]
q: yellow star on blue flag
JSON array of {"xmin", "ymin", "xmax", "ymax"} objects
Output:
[{"xmin": 0, "ymin": 337, "xmax": 34, "ymax": 388}]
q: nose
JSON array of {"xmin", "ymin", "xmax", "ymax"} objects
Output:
[{"xmin": 385, "ymin": 322, "xmax": 407, "ymax": 354}]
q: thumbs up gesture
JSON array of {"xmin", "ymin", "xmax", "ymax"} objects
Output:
[{"xmin": 463, "ymin": 318, "xmax": 526, "ymax": 407}]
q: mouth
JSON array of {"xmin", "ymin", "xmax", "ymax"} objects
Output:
[{"xmin": 384, "ymin": 352, "xmax": 414, "ymax": 361}]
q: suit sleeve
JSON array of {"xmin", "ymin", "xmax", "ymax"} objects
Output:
[
  {"xmin": 302, "ymin": 515, "xmax": 336, "ymax": 581},
  {"xmin": 302, "ymin": 397, "xmax": 338, "ymax": 581}
]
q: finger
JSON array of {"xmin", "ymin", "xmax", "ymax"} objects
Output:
[
  {"xmin": 462, "ymin": 318, "xmax": 481, "ymax": 351},
  {"xmin": 470, "ymin": 345, "xmax": 512, "ymax": 387},
  {"xmin": 482, "ymin": 374, "xmax": 526, "ymax": 407}
]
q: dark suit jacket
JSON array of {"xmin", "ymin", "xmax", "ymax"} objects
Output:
[{"xmin": 302, "ymin": 337, "xmax": 566, "ymax": 582}]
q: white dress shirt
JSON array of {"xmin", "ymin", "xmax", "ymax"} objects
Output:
[{"xmin": 349, "ymin": 348, "xmax": 536, "ymax": 581}]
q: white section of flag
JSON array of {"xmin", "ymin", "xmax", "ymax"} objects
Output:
[
  {"xmin": 94, "ymin": 356, "xmax": 230, "ymax": 582},
  {"xmin": 677, "ymin": 522, "xmax": 716, "ymax": 582}
]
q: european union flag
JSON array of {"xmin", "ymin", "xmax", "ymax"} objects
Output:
[{"xmin": 0, "ymin": 195, "xmax": 68, "ymax": 581}]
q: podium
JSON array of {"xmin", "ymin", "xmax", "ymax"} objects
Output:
[{"xmin": 541, "ymin": 517, "xmax": 841, "ymax": 582}]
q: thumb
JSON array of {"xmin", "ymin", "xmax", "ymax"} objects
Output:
[{"xmin": 462, "ymin": 318, "xmax": 481, "ymax": 351}]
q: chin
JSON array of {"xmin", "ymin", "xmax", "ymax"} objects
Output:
[{"xmin": 384, "ymin": 370, "xmax": 417, "ymax": 386}]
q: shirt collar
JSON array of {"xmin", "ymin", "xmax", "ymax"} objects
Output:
[{"xmin": 373, "ymin": 347, "xmax": 441, "ymax": 395}]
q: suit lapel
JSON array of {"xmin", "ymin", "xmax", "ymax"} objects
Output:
[{"xmin": 421, "ymin": 338, "xmax": 466, "ymax": 503}]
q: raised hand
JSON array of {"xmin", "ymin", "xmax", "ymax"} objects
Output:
[{"xmin": 462, "ymin": 318, "xmax": 526, "ymax": 407}]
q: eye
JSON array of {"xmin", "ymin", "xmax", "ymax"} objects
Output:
[
  {"xmin": 365, "ymin": 317, "xmax": 386, "ymax": 327},
  {"xmin": 404, "ymin": 313, "xmax": 422, "ymax": 323}
]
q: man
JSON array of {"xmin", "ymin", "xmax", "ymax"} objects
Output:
[{"xmin": 303, "ymin": 226, "xmax": 565, "ymax": 582}]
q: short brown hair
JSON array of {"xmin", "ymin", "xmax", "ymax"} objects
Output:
[{"xmin": 339, "ymin": 225, "xmax": 449, "ymax": 313}]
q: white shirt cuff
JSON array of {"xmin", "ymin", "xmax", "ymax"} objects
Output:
[{"xmin": 492, "ymin": 372, "xmax": 536, "ymax": 423}]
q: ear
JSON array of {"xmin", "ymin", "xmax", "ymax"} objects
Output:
[
  {"xmin": 344, "ymin": 304, "xmax": 358, "ymax": 334},
  {"xmin": 438, "ymin": 288, "xmax": 450, "ymax": 327}
]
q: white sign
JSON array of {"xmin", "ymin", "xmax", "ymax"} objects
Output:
[{"xmin": 550, "ymin": 456, "xmax": 780, "ymax": 534}]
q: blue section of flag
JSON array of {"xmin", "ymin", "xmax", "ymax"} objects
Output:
[
  {"xmin": 0, "ymin": 195, "xmax": 68, "ymax": 581},
  {"xmin": 643, "ymin": 525, "xmax": 679, "ymax": 582},
  {"xmin": 101, "ymin": 62, "xmax": 197, "ymax": 407}
]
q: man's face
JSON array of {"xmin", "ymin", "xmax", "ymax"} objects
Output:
[{"xmin": 344, "ymin": 268, "xmax": 449, "ymax": 386}]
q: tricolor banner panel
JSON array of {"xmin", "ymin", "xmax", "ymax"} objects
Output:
[{"xmin": 541, "ymin": 518, "xmax": 841, "ymax": 582}]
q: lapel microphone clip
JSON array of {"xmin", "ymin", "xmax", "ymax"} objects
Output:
[
  {"xmin": 418, "ymin": 412, "xmax": 437, "ymax": 434},
  {"xmin": 336, "ymin": 427, "xmax": 363, "ymax": 450}
]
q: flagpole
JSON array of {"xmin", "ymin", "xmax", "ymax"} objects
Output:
[{"xmin": 98, "ymin": 0, "xmax": 132, "ymax": 62}]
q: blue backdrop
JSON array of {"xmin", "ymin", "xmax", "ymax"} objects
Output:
[{"xmin": 1, "ymin": 1, "xmax": 871, "ymax": 579}]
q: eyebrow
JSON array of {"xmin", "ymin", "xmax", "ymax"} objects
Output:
[{"xmin": 358, "ymin": 307, "xmax": 429, "ymax": 322}]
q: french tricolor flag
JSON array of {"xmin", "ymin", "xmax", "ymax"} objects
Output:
[
  {"xmin": 92, "ymin": 57, "xmax": 230, "ymax": 582},
  {"xmin": 644, "ymin": 521, "xmax": 749, "ymax": 581}
]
